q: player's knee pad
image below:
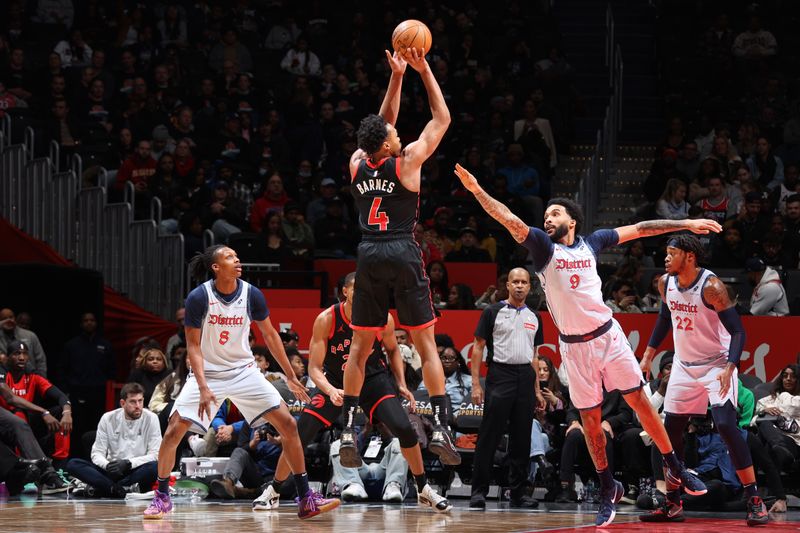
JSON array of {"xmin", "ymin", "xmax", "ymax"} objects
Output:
[
  {"xmin": 396, "ymin": 420, "xmax": 419, "ymax": 449},
  {"xmin": 711, "ymin": 402, "xmax": 752, "ymax": 470}
]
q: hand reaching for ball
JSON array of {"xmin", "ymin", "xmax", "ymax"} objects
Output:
[
  {"xmin": 403, "ymin": 47, "xmax": 428, "ymax": 73},
  {"xmin": 385, "ymin": 50, "xmax": 407, "ymax": 75}
]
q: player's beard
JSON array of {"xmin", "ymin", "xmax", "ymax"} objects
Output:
[{"xmin": 549, "ymin": 222, "xmax": 569, "ymax": 242}]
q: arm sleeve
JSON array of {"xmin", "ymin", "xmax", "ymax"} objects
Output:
[
  {"xmin": 42, "ymin": 382, "xmax": 69, "ymax": 407},
  {"xmin": 248, "ymin": 286, "xmax": 269, "ymax": 321},
  {"xmin": 585, "ymin": 229, "xmax": 619, "ymax": 257},
  {"xmin": 91, "ymin": 415, "xmax": 111, "ymax": 469},
  {"xmin": 647, "ymin": 302, "xmax": 673, "ymax": 348},
  {"xmin": 718, "ymin": 307, "xmax": 746, "ymax": 365},
  {"xmin": 522, "ymin": 227, "xmax": 555, "ymax": 271},
  {"xmin": 534, "ymin": 312, "xmax": 544, "ymax": 346},
  {"xmin": 184, "ymin": 287, "xmax": 208, "ymax": 328}
]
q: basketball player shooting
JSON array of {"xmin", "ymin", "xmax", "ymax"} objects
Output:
[
  {"xmin": 143, "ymin": 245, "xmax": 339, "ymax": 520},
  {"xmin": 638, "ymin": 235, "xmax": 768, "ymax": 526},
  {"xmin": 455, "ymin": 164, "xmax": 717, "ymax": 527},
  {"xmin": 254, "ymin": 273, "xmax": 452, "ymax": 513},
  {"xmin": 339, "ymin": 47, "xmax": 460, "ymax": 468}
]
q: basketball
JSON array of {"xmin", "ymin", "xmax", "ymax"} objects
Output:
[{"xmin": 391, "ymin": 19, "xmax": 432, "ymax": 56}]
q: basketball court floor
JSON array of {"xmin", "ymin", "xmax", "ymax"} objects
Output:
[{"xmin": 3, "ymin": 496, "xmax": 800, "ymax": 532}]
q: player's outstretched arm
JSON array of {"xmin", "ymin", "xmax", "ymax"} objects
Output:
[
  {"xmin": 454, "ymin": 163, "xmax": 530, "ymax": 243},
  {"xmin": 378, "ymin": 50, "xmax": 407, "ymax": 126},
  {"xmin": 615, "ymin": 218, "xmax": 722, "ymax": 244},
  {"xmin": 255, "ymin": 317, "xmax": 311, "ymax": 403},
  {"xmin": 401, "ymin": 48, "xmax": 451, "ymax": 173},
  {"xmin": 307, "ymin": 309, "xmax": 341, "ymax": 404}
]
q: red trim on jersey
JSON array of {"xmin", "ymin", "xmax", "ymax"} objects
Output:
[
  {"xmin": 369, "ymin": 394, "xmax": 396, "ymax": 423},
  {"xmin": 395, "ymin": 157, "xmax": 401, "ymax": 178},
  {"xmin": 399, "ymin": 317, "xmax": 438, "ymax": 330},
  {"xmin": 327, "ymin": 305, "xmax": 337, "ymax": 340},
  {"xmin": 350, "ymin": 324, "xmax": 386, "ymax": 331},
  {"xmin": 351, "ymin": 160, "xmax": 359, "ymax": 182},
  {"xmin": 338, "ymin": 303, "xmax": 351, "ymax": 326},
  {"xmin": 365, "ymin": 157, "xmax": 389, "ymax": 169},
  {"xmin": 303, "ymin": 408, "xmax": 333, "ymax": 427}
]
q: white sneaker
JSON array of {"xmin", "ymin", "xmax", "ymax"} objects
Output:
[
  {"xmin": 418, "ymin": 484, "xmax": 451, "ymax": 513},
  {"xmin": 188, "ymin": 434, "xmax": 207, "ymax": 457},
  {"xmin": 252, "ymin": 484, "xmax": 280, "ymax": 511},
  {"xmin": 382, "ymin": 482, "xmax": 403, "ymax": 502},
  {"xmin": 341, "ymin": 483, "xmax": 368, "ymax": 502}
]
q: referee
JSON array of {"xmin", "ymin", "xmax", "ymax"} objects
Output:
[{"xmin": 469, "ymin": 268, "xmax": 543, "ymax": 509}]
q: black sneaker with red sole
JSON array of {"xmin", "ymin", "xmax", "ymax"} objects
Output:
[
  {"xmin": 639, "ymin": 500, "xmax": 685, "ymax": 522},
  {"xmin": 746, "ymin": 496, "xmax": 769, "ymax": 527}
]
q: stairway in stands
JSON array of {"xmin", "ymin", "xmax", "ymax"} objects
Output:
[{"xmin": 552, "ymin": 144, "xmax": 657, "ymax": 267}]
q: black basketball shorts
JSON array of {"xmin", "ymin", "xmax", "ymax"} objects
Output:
[
  {"xmin": 301, "ymin": 372, "xmax": 399, "ymax": 426},
  {"xmin": 351, "ymin": 237, "xmax": 436, "ymax": 330}
]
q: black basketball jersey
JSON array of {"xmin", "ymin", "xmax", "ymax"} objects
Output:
[
  {"xmin": 324, "ymin": 303, "xmax": 387, "ymax": 387},
  {"xmin": 352, "ymin": 156, "xmax": 419, "ymax": 237}
]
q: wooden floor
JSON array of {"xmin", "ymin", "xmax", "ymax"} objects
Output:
[{"xmin": 3, "ymin": 496, "xmax": 800, "ymax": 532}]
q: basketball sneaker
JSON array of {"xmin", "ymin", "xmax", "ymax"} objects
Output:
[
  {"xmin": 296, "ymin": 489, "xmax": 341, "ymax": 519},
  {"xmin": 595, "ymin": 479, "xmax": 624, "ymax": 527},
  {"xmin": 639, "ymin": 499, "xmax": 685, "ymax": 522},
  {"xmin": 665, "ymin": 465, "xmax": 707, "ymax": 496},
  {"xmin": 338, "ymin": 429, "xmax": 362, "ymax": 468},
  {"xmin": 143, "ymin": 490, "xmax": 173, "ymax": 520},
  {"xmin": 429, "ymin": 426, "xmax": 461, "ymax": 465},
  {"xmin": 746, "ymin": 496, "xmax": 769, "ymax": 526},
  {"xmin": 252, "ymin": 484, "xmax": 280, "ymax": 511},
  {"xmin": 418, "ymin": 484, "xmax": 452, "ymax": 513}
]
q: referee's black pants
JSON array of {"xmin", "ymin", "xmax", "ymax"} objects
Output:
[{"xmin": 471, "ymin": 362, "xmax": 536, "ymax": 499}]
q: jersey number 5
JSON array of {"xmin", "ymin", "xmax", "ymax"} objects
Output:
[
  {"xmin": 675, "ymin": 317, "xmax": 694, "ymax": 331},
  {"xmin": 368, "ymin": 197, "xmax": 389, "ymax": 231},
  {"xmin": 219, "ymin": 331, "xmax": 230, "ymax": 345}
]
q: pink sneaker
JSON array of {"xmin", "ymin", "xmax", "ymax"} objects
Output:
[
  {"xmin": 143, "ymin": 490, "xmax": 173, "ymax": 520},
  {"xmin": 296, "ymin": 489, "xmax": 340, "ymax": 520}
]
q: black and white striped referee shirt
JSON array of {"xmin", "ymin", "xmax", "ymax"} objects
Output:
[{"xmin": 474, "ymin": 301, "xmax": 543, "ymax": 365}]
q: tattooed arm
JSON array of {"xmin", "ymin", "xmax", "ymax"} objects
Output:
[
  {"xmin": 615, "ymin": 218, "xmax": 722, "ymax": 244},
  {"xmin": 454, "ymin": 163, "xmax": 530, "ymax": 243}
]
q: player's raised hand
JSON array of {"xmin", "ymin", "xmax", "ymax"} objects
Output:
[
  {"xmin": 198, "ymin": 385, "xmax": 218, "ymax": 421},
  {"xmin": 687, "ymin": 218, "xmax": 723, "ymax": 234},
  {"xmin": 288, "ymin": 377, "xmax": 311, "ymax": 403},
  {"xmin": 385, "ymin": 49, "xmax": 407, "ymax": 75},
  {"xmin": 403, "ymin": 47, "xmax": 428, "ymax": 72},
  {"xmin": 454, "ymin": 163, "xmax": 481, "ymax": 194}
]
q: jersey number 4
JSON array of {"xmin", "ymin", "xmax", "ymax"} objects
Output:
[
  {"xmin": 675, "ymin": 316, "xmax": 694, "ymax": 331},
  {"xmin": 368, "ymin": 197, "xmax": 389, "ymax": 231}
]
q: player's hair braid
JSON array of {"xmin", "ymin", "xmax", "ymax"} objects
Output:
[
  {"xmin": 667, "ymin": 234, "xmax": 706, "ymax": 264},
  {"xmin": 188, "ymin": 244, "xmax": 226, "ymax": 280}
]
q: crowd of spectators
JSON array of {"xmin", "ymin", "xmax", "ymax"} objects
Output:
[{"xmin": 0, "ymin": 0, "xmax": 573, "ymax": 273}]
